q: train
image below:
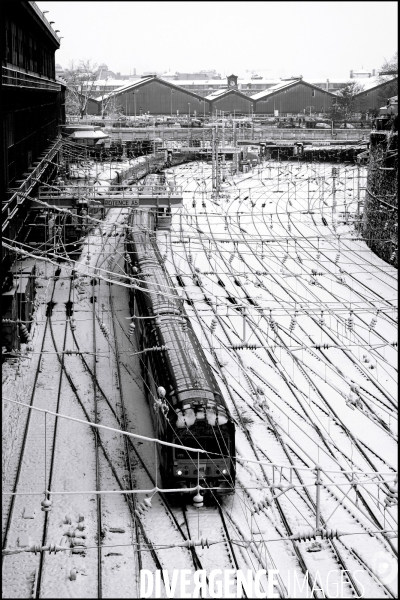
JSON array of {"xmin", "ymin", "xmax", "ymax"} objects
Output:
[{"xmin": 125, "ymin": 183, "xmax": 235, "ymax": 500}]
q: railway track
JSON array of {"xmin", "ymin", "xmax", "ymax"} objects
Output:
[
  {"xmin": 161, "ymin": 159, "xmax": 397, "ymax": 597},
  {"xmin": 2, "ymin": 266, "xmax": 83, "ymax": 598}
]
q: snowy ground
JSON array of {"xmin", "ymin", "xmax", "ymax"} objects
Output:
[{"xmin": 2, "ymin": 158, "xmax": 397, "ymax": 598}]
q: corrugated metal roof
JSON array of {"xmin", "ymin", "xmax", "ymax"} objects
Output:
[
  {"xmin": 251, "ymin": 78, "xmax": 337, "ymax": 100},
  {"xmin": 95, "ymin": 76, "xmax": 209, "ymax": 102}
]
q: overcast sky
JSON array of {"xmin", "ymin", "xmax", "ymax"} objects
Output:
[{"xmin": 36, "ymin": 1, "xmax": 397, "ymax": 79}]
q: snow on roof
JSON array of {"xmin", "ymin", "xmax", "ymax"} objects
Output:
[
  {"xmin": 250, "ymin": 79, "xmax": 303, "ymax": 99},
  {"xmin": 353, "ymin": 76, "xmax": 396, "ymax": 92},
  {"xmin": 69, "ymin": 130, "xmax": 109, "ymax": 139},
  {"xmin": 205, "ymin": 88, "xmax": 230, "ymax": 99},
  {"xmin": 205, "ymin": 88, "xmax": 253, "ymax": 101},
  {"xmin": 95, "ymin": 77, "xmax": 154, "ymax": 101}
]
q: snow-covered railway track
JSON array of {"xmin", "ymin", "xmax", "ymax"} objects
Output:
[
  {"xmin": 67, "ymin": 211, "xmax": 212, "ymax": 594},
  {"xmin": 168, "ymin": 217, "xmax": 325, "ymax": 596},
  {"xmin": 199, "ymin": 196, "xmax": 396, "ymax": 551},
  {"xmin": 2, "ymin": 270, "xmax": 98, "ymax": 598},
  {"xmin": 272, "ymin": 187, "xmax": 397, "ymax": 369},
  {"xmin": 211, "ymin": 199, "xmax": 397, "ymax": 465},
  {"xmin": 161, "ymin": 160, "xmax": 397, "ymax": 597}
]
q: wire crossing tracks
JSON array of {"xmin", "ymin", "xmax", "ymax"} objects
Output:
[{"xmin": 159, "ymin": 159, "xmax": 397, "ymax": 598}]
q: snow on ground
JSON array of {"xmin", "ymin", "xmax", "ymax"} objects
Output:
[
  {"xmin": 2, "ymin": 157, "xmax": 397, "ymax": 598},
  {"xmin": 159, "ymin": 159, "xmax": 398, "ymax": 597}
]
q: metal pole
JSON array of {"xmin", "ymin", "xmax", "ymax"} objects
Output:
[
  {"xmin": 315, "ymin": 465, "xmax": 321, "ymax": 532},
  {"xmin": 356, "ymin": 164, "xmax": 361, "ymax": 229},
  {"xmin": 211, "ymin": 127, "xmax": 216, "ymax": 190}
]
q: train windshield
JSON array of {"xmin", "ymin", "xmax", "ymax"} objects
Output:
[{"xmin": 174, "ymin": 437, "xmax": 229, "ymax": 460}]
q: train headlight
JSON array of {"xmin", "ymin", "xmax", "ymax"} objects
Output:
[
  {"xmin": 177, "ymin": 470, "xmax": 183, "ymax": 476},
  {"xmin": 222, "ymin": 469, "xmax": 227, "ymax": 475}
]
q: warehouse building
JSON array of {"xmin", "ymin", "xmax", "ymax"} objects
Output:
[
  {"xmin": 354, "ymin": 77, "xmax": 398, "ymax": 114},
  {"xmin": 206, "ymin": 88, "xmax": 254, "ymax": 116},
  {"xmin": 93, "ymin": 76, "xmax": 211, "ymax": 117},
  {"xmin": 252, "ymin": 79, "xmax": 336, "ymax": 115}
]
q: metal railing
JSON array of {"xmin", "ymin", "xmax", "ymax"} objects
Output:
[
  {"xmin": 38, "ymin": 183, "xmax": 183, "ymax": 200},
  {"xmin": 3, "ymin": 136, "xmax": 62, "ymax": 231},
  {"xmin": 2, "ymin": 66, "xmax": 62, "ymax": 92}
]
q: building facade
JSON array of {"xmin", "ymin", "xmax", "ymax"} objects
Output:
[
  {"xmin": 2, "ymin": 1, "xmax": 65, "ymax": 261},
  {"xmin": 252, "ymin": 79, "xmax": 336, "ymax": 115}
]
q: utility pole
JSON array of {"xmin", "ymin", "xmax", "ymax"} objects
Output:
[
  {"xmin": 356, "ymin": 163, "xmax": 361, "ymax": 230},
  {"xmin": 211, "ymin": 127, "xmax": 219, "ymax": 196},
  {"xmin": 332, "ymin": 167, "xmax": 337, "ymax": 215},
  {"xmin": 233, "ymin": 122, "xmax": 238, "ymax": 175},
  {"xmin": 211, "ymin": 126, "xmax": 216, "ymax": 190}
]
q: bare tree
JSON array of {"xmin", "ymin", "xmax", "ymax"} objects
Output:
[
  {"xmin": 376, "ymin": 52, "xmax": 398, "ymax": 107},
  {"xmin": 328, "ymin": 81, "xmax": 364, "ymax": 124},
  {"xmin": 64, "ymin": 59, "xmax": 99, "ymax": 119},
  {"xmin": 378, "ymin": 51, "xmax": 398, "ymax": 78},
  {"xmin": 101, "ymin": 93, "xmax": 125, "ymax": 119}
]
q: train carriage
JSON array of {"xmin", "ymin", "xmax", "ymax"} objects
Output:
[{"xmin": 125, "ymin": 187, "xmax": 235, "ymax": 499}]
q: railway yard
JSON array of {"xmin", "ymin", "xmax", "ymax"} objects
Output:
[{"xmin": 2, "ymin": 156, "xmax": 398, "ymax": 598}]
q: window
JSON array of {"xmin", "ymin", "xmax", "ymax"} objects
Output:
[{"xmin": 312, "ymin": 90, "xmax": 315, "ymax": 97}]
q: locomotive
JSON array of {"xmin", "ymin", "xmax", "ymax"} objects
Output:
[{"xmin": 125, "ymin": 192, "xmax": 235, "ymax": 500}]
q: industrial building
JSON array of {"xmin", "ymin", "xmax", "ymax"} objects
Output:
[
  {"xmin": 2, "ymin": 1, "xmax": 65, "ymax": 347},
  {"xmin": 95, "ymin": 76, "xmax": 212, "ymax": 117},
  {"xmin": 252, "ymin": 79, "xmax": 336, "ymax": 115},
  {"xmin": 88, "ymin": 74, "xmax": 392, "ymax": 117},
  {"xmin": 206, "ymin": 79, "xmax": 255, "ymax": 115},
  {"xmin": 354, "ymin": 77, "xmax": 399, "ymax": 114}
]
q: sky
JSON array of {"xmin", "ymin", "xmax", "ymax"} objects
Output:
[{"xmin": 36, "ymin": 1, "xmax": 398, "ymax": 79}]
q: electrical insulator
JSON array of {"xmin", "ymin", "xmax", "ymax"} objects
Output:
[
  {"xmin": 390, "ymin": 252, "xmax": 396, "ymax": 262},
  {"xmin": 193, "ymin": 493, "xmax": 204, "ymax": 508},
  {"xmin": 188, "ymin": 254, "xmax": 193, "ymax": 264},
  {"xmin": 319, "ymin": 312, "xmax": 325, "ymax": 327},
  {"xmin": 296, "ymin": 254, "xmax": 303, "ymax": 264},
  {"xmin": 282, "ymin": 254, "xmax": 288, "ymax": 264},
  {"xmin": 270, "ymin": 317, "xmax": 277, "ymax": 332},
  {"xmin": 19, "ymin": 324, "xmax": 30, "ymax": 342},
  {"xmin": 384, "ymin": 483, "xmax": 398, "ymax": 507},
  {"xmin": 136, "ymin": 496, "xmax": 153, "ymax": 516},
  {"xmin": 41, "ymin": 498, "xmax": 52, "ymax": 512},
  {"xmin": 289, "ymin": 316, "xmax": 296, "ymax": 332},
  {"xmin": 100, "ymin": 322, "xmax": 110, "ymax": 337},
  {"xmin": 316, "ymin": 252, "xmax": 321, "ymax": 260},
  {"xmin": 128, "ymin": 322, "xmax": 135, "ymax": 336},
  {"xmin": 182, "ymin": 320, "xmax": 187, "ymax": 333},
  {"xmin": 157, "ymin": 386, "xmax": 166, "ymax": 398},
  {"xmin": 347, "ymin": 313, "xmax": 354, "ymax": 330},
  {"xmin": 229, "ymin": 254, "xmax": 234, "ymax": 263},
  {"xmin": 335, "ymin": 253, "xmax": 340, "ymax": 264},
  {"xmin": 369, "ymin": 317, "xmax": 377, "ymax": 330},
  {"xmin": 192, "ymin": 200, "xmax": 196, "ymax": 208},
  {"xmin": 210, "ymin": 318, "xmax": 217, "ymax": 333}
]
